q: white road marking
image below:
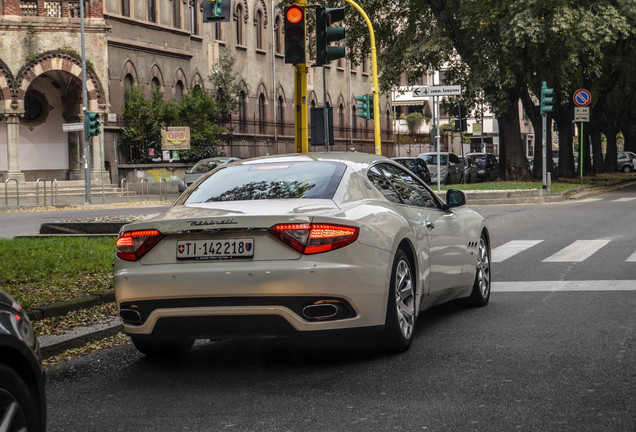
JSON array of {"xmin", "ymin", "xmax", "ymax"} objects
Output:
[
  {"xmin": 492, "ymin": 240, "xmax": 543, "ymax": 263},
  {"xmin": 575, "ymin": 197, "xmax": 603, "ymax": 202},
  {"xmin": 626, "ymin": 251, "xmax": 636, "ymax": 262},
  {"xmin": 542, "ymin": 240, "xmax": 610, "ymax": 262},
  {"xmin": 492, "ymin": 280, "xmax": 636, "ymax": 292},
  {"xmin": 612, "ymin": 197, "xmax": 636, "ymax": 202}
]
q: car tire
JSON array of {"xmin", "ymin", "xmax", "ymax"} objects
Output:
[
  {"xmin": 130, "ymin": 335, "xmax": 194, "ymax": 357},
  {"xmin": 0, "ymin": 363, "xmax": 41, "ymax": 432},
  {"xmin": 465, "ymin": 232, "xmax": 491, "ymax": 307},
  {"xmin": 381, "ymin": 249, "xmax": 416, "ymax": 353},
  {"xmin": 623, "ymin": 165, "xmax": 632, "ymax": 173}
]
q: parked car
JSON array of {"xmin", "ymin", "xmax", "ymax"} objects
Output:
[
  {"xmin": 392, "ymin": 157, "xmax": 432, "ymax": 185},
  {"xmin": 115, "ymin": 152, "xmax": 490, "ymax": 356},
  {"xmin": 0, "ymin": 289, "xmax": 46, "ymax": 432},
  {"xmin": 178, "ymin": 157, "xmax": 240, "ymax": 193},
  {"xmin": 466, "ymin": 153, "xmax": 499, "ymax": 182},
  {"xmin": 617, "ymin": 151, "xmax": 636, "ymax": 172},
  {"xmin": 460, "ymin": 156, "xmax": 479, "ymax": 183},
  {"xmin": 417, "ymin": 152, "xmax": 463, "ymax": 184}
]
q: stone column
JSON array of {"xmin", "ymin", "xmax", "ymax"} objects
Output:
[
  {"xmin": 5, "ymin": 114, "xmax": 25, "ymax": 183},
  {"xmin": 67, "ymin": 131, "xmax": 83, "ymax": 180}
]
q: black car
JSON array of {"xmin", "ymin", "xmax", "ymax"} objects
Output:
[
  {"xmin": 0, "ymin": 289, "xmax": 46, "ymax": 432},
  {"xmin": 466, "ymin": 153, "xmax": 499, "ymax": 182},
  {"xmin": 392, "ymin": 157, "xmax": 432, "ymax": 185}
]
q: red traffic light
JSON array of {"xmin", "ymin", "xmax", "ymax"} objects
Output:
[{"xmin": 286, "ymin": 5, "xmax": 303, "ymax": 24}]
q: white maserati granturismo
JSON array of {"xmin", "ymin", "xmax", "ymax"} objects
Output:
[{"xmin": 114, "ymin": 152, "xmax": 491, "ymax": 356}]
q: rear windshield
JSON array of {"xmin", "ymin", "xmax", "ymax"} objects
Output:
[
  {"xmin": 188, "ymin": 160, "xmax": 220, "ymax": 174},
  {"xmin": 421, "ymin": 154, "xmax": 447, "ymax": 165},
  {"xmin": 183, "ymin": 161, "xmax": 346, "ymax": 203}
]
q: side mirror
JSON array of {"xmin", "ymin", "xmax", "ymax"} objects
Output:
[{"xmin": 446, "ymin": 189, "xmax": 466, "ymax": 208}]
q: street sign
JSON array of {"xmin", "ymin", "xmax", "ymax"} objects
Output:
[
  {"xmin": 412, "ymin": 85, "xmax": 461, "ymax": 97},
  {"xmin": 574, "ymin": 106, "xmax": 589, "ymax": 122},
  {"xmin": 573, "ymin": 89, "xmax": 591, "ymax": 107},
  {"xmin": 62, "ymin": 122, "xmax": 84, "ymax": 132}
]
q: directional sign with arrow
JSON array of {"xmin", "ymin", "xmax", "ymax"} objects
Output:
[{"xmin": 412, "ymin": 85, "xmax": 461, "ymax": 98}]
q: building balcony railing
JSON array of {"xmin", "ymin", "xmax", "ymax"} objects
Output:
[{"xmin": 18, "ymin": 0, "xmax": 84, "ymax": 17}]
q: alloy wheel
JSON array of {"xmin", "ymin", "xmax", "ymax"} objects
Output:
[
  {"xmin": 394, "ymin": 259, "xmax": 415, "ymax": 339},
  {"xmin": 476, "ymin": 237, "xmax": 491, "ymax": 298}
]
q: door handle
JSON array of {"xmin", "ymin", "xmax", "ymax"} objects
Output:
[{"xmin": 425, "ymin": 220, "xmax": 434, "ymax": 229}]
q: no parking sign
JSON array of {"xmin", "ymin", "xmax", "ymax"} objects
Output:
[{"xmin": 573, "ymin": 89, "xmax": 591, "ymax": 107}]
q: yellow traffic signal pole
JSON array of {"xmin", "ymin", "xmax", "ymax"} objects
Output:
[
  {"xmin": 342, "ymin": 0, "xmax": 381, "ymax": 155},
  {"xmin": 294, "ymin": 0, "xmax": 309, "ymax": 153},
  {"xmin": 294, "ymin": 63, "xmax": 309, "ymax": 153}
]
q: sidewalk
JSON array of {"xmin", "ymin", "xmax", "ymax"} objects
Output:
[{"xmin": 27, "ymin": 181, "xmax": 636, "ymax": 358}]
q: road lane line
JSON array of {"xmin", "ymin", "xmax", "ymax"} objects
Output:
[
  {"xmin": 492, "ymin": 280, "xmax": 636, "ymax": 292},
  {"xmin": 542, "ymin": 239, "xmax": 610, "ymax": 262},
  {"xmin": 612, "ymin": 197, "xmax": 636, "ymax": 202},
  {"xmin": 491, "ymin": 240, "xmax": 543, "ymax": 263},
  {"xmin": 575, "ymin": 198, "xmax": 603, "ymax": 202}
]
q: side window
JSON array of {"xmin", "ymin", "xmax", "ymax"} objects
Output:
[
  {"xmin": 376, "ymin": 164, "xmax": 438, "ymax": 208},
  {"xmin": 449, "ymin": 154, "xmax": 461, "ymax": 165},
  {"xmin": 368, "ymin": 166, "xmax": 402, "ymax": 204},
  {"xmin": 417, "ymin": 159, "xmax": 427, "ymax": 172}
]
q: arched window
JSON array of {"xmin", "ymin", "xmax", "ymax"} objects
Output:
[
  {"xmin": 236, "ymin": 4, "xmax": 244, "ymax": 45},
  {"xmin": 121, "ymin": 0, "xmax": 130, "ymax": 16},
  {"xmin": 190, "ymin": 0, "xmax": 198, "ymax": 35},
  {"xmin": 275, "ymin": 16, "xmax": 283, "ymax": 55},
  {"xmin": 255, "ymin": 9, "xmax": 263, "ymax": 50},
  {"xmin": 151, "ymin": 77, "xmax": 161, "ymax": 92},
  {"xmin": 175, "ymin": 81, "xmax": 184, "ymax": 100},
  {"xmin": 173, "ymin": 0, "xmax": 181, "ymax": 28},
  {"xmin": 215, "ymin": 22, "xmax": 224, "ymax": 41},
  {"xmin": 277, "ymin": 95, "xmax": 284, "ymax": 133},
  {"xmin": 124, "ymin": 74, "xmax": 134, "ymax": 94},
  {"xmin": 339, "ymin": 104, "xmax": 344, "ymax": 134},
  {"xmin": 238, "ymin": 90, "xmax": 247, "ymax": 132},
  {"xmin": 148, "ymin": 0, "xmax": 156, "ymax": 22},
  {"xmin": 258, "ymin": 93, "xmax": 266, "ymax": 134}
]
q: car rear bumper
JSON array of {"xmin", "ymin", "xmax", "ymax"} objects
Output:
[{"xmin": 115, "ymin": 247, "xmax": 392, "ymax": 336}]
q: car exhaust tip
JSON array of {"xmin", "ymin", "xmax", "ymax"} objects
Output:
[
  {"xmin": 302, "ymin": 302, "xmax": 341, "ymax": 321},
  {"xmin": 120, "ymin": 308, "xmax": 144, "ymax": 325}
]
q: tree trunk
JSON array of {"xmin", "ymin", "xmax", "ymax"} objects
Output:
[
  {"xmin": 606, "ymin": 125, "xmax": 619, "ymax": 172},
  {"xmin": 589, "ymin": 113, "xmax": 606, "ymax": 173},
  {"xmin": 498, "ymin": 101, "xmax": 532, "ymax": 181},
  {"xmin": 556, "ymin": 114, "xmax": 575, "ymax": 178}
]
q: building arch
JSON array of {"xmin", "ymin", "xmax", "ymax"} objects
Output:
[
  {"xmin": 174, "ymin": 68, "xmax": 188, "ymax": 99},
  {"xmin": 15, "ymin": 50, "xmax": 106, "ymax": 109},
  {"xmin": 191, "ymin": 72, "xmax": 204, "ymax": 90},
  {"xmin": 308, "ymin": 90, "xmax": 318, "ymax": 108},
  {"xmin": 0, "ymin": 58, "xmax": 16, "ymax": 105},
  {"xmin": 148, "ymin": 64, "xmax": 164, "ymax": 93}
]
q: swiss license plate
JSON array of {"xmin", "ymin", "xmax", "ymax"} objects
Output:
[{"xmin": 176, "ymin": 239, "xmax": 254, "ymax": 260}]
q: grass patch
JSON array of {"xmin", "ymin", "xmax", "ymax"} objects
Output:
[{"xmin": 0, "ymin": 237, "xmax": 116, "ymax": 308}]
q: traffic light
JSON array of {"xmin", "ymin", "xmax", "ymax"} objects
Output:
[
  {"xmin": 453, "ymin": 105, "xmax": 467, "ymax": 131},
  {"xmin": 284, "ymin": 5, "xmax": 306, "ymax": 65},
  {"xmin": 203, "ymin": 0, "xmax": 230, "ymax": 22},
  {"xmin": 87, "ymin": 112, "xmax": 101, "ymax": 138},
  {"xmin": 355, "ymin": 94, "xmax": 373, "ymax": 120},
  {"xmin": 315, "ymin": 6, "xmax": 345, "ymax": 66},
  {"xmin": 540, "ymin": 81, "xmax": 554, "ymax": 115}
]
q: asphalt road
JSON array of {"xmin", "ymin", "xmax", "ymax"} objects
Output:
[{"xmin": 41, "ymin": 184, "xmax": 636, "ymax": 431}]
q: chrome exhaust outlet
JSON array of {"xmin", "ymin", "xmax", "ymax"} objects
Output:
[
  {"xmin": 302, "ymin": 303, "xmax": 341, "ymax": 320},
  {"xmin": 120, "ymin": 308, "xmax": 143, "ymax": 324}
]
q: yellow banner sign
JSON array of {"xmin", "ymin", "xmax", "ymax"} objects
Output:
[{"xmin": 161, "ymin": 127, "xmax": 191, "ymax": 150}]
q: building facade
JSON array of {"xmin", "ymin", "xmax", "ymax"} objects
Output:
[{"xmin": 1, "ymin": 0, "xmax": 391, "ymax": 184}]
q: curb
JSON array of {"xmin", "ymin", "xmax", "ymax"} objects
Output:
[
  {"xmin": 39, "ymin": 318, "xmax": 122, "ymax": 359},
  {"xmin": 26, "ymin": 291, "xmax": 115, "ymax": 321}
]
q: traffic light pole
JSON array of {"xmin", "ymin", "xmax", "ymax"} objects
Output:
[
  {"xmin": 294, "ymin": 63, "xmax": 309, "ymax": 153},
  {"xmin": 79, "ymin": 0, "xmax": 91, "ymax": 203},
  {"xmin": 343, "ymin": 0, "xmax": 381, "ymax": 155}
]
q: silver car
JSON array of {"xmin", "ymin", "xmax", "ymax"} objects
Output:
[
  {"xmin": 178, "ymin": 157, "xmax": 240, "ymax": 193},
  {"xmin": 418, "ymin": 152, "xmax": 463, "ymax": 184},
  {"xmin": 617, "ymin": 151, "xmax": 636, "ymax": 172},
  {"xmin": 115, "ymin": 152, "xmax": 490, "ymax": 356}
]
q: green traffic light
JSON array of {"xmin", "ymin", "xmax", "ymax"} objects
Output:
[
  {"xmin": 355, "ymin": 94, "xmax": 373, "ymax": 120},
  {"xmin": 315, "ymin": 6, "xmax": 345, "ymax": 66},
  {"xmin": 87, "ymin": 112, "xmax": 101, "ymax": 138},
  {"xmin": 540, "ymin": 81, "xmax": 554, "ymax": 115}
]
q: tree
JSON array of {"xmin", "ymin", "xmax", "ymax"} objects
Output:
[{"xmin": 209, "ymin": 48, "xmax": 248, "ymax": 123}]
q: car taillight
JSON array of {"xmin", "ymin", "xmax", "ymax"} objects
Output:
[
  {"xmin": 116, "ymin": 229, "xmax": 164, "ymax": 261},
  {"xmin": 268, "ymin": 223, "xmax": 359, "ymax": 254}
]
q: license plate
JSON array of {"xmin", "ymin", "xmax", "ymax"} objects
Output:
[{"xmin": 176, "ymin": 239, "xmax": 254, "ymax": 260}]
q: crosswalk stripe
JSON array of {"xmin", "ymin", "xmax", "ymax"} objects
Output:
[
  {"xmin": 542, "ymin": 240, "xmax": 610, "ymax": 262},
  {"xmin": 492, "ymin": 280, "xmax": 636, "ymax": 292},
  {"xmin": 492, "ymin": 240, "xmax": 543, "ymax": 262},
  {"xmin": 576, "ymin": 197, "xmax": 603, "ymax": 202},
  {"xmin": 612, "ymin": 197, "xmax": 636, "ymax": 202}
]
